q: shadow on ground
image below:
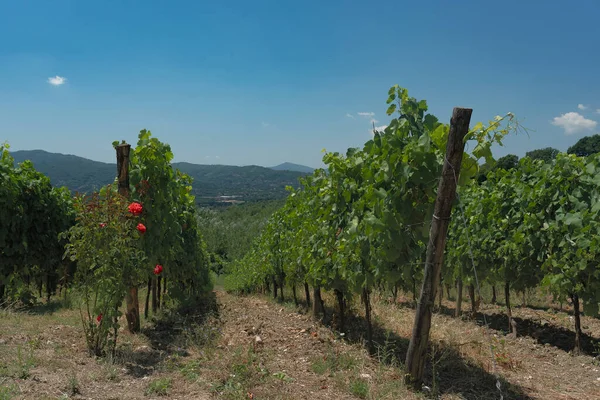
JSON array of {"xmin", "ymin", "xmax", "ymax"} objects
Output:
[
  {"xmin": 396, "ymin": 298, "xmax": 600, "ymax": 357},
  {"xmin": 118, "ymin": 291, "xmax": 220, "ymax": 378},
  {"xmin": 476, "ymin": 312, "xmax": 600, "ymax": 357},
  {"xmin": 271, "ymin": 296, "xmax": 532, "ymax": 400},
  {"xmin": 8, "ymin": 297, "xmax": 74, "ymax": 315}
]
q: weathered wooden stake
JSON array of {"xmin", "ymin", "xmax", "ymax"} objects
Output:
[
  {"xmin": 116, "ymin": 142, "xmax": 141, "ymax": 333},
  {"xmin": 404, "ymin": 107, "xmax": 472, "ymax": 388},
  {"xmin": 455, "ymin": 278, "xmax": 463, "ymax": 317}
]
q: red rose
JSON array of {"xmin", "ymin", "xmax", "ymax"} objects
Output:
[
  {"xmin": 96, "ymin": 314, "xmax": 102, "ymax": 323},
  {"xmin": 137, "ymin": 223, "xmax": 147, "ymax": 234},
  {"xmin": 99, "ymin": 223, "xmax": 107, "ymax": 228},
  {"xmin": 154, "ymin": 265, "xmax": 163, "ymax": 275},
  {"xmin": 128, "ymin": 202, "xmax": 143, "ymax": 216}
]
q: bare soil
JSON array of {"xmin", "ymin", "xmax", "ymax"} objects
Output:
[{"xmin": 1, "ymin": 289, "xmax": 599, "ymax": 400}]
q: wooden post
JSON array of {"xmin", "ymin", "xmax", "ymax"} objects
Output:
[
  {"xmin": 116, "ymin": 142, "xmax": 141, "ymax": 333},
  {"xmin": 404, "ymin": 107, "xmax": 472, "ymax": 388},
  {"xmin": 455, "ymin": 278, "xmax": 463, "ymax": 317}
]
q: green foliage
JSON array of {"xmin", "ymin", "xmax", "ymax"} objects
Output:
[
  {"xmin": 145, "ymin": 377, "xmax": 172, "ymax": 396},
  {"xmin": 63, "ymin": 130, "xmax": 211, "ymax": 355},
  {"xmin": 63, "ymin": 186, "xmax": 145, "ymax": 356},
  {"xmin": 495, "ymin": 154, "xmax": 519, "ymax": 170},
  {"xmin": 567, "ymin": 134, "xmax": 600, "ymax": 157},
  {"xmin": 447, "ymin": 151, "xmax": 600, "ymax": 351},
  {"xmin": 15, "ymin": 344, "xmax": 36, "ymax": 379},
  {"xmin": 129, "ymin": 130, "xmax": 211, "ymax": 305},
  {"xmin": 0, "ymin": 383, "xmax": 19, "ymax": 400},
  {"xmin": 540, "ymin": 154, "xmax": 600, "ymax": 313},
  {"xmin": 349, "ymin": 378, "xmax": 369, "ymax": 398},
  {"xmin": 525, "ymin": 147, "xmax": 559, "ymax": 163},
  {"xmin": 225, "ymin": 85, "xmax": 518, "ymax": 340},
  {"xmin": 67, "ymin": 374, "xmax": 80, "ymax": 396},
  {"xmin": 310, "ymin": 350, "xmax": 357, "ymax": 376},
  {"xmin": 197, "ymin": 199, "xmax": 283, "ymax": 272},
  {"xmin": 0, "ymin": 143, "xmax": 75, "ymax": 304}
]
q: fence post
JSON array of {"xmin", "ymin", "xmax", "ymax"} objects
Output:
[
  {"xmin": 116, "ymin": 142, "xmax": 141, "ymax": 333},
  {"xmin": 404, "ymin": 107, "xmax": 472, "ymax": 388}
]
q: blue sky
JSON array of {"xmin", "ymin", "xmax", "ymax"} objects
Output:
[{"xmin": 1, "ymin": 0, "xmax": 599, "ymax": 168}]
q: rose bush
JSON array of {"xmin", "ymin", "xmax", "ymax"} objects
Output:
[{"xmin": 63, "ymin": 185, "xmax": 147, "ymax": 356}]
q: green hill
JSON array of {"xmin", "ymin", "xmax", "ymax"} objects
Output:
[
  {"xmin": 270, "ymin": 162, "xmax": 315, "ymax": 173},
  {"xmin": 10, "ymin": 150, "xmax": 307, "ymax": 205}
]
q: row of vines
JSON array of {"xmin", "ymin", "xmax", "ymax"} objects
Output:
[
  {"xmin": 226, "ymin": 85, "xmax": 600, "ymax": 362},
  {"xmin": 446, "ymin": 152, "xmax": 600, "ymax": 353},
  {"xmin": 224, "ymin": 85, "xmax": 519, "ymax": 345},
  {"xmin": 0, "ymin": 143, "xmax": 74, "ymax": 304},
  {"xmin": 1, "ymin": 131, "xmax": 212, "ymax": 357}
]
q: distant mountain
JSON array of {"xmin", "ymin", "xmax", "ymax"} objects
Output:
[
  {"xmin": 11, "ymin": 150, "xmax": 117, "ymax": 194},
  {"xmin": 10, "ymin": 150, "xmax": 309, "ymax": 205},
  {"xmin": 270, "ymin": 162, "xmax": 314, "ymax": 174}
]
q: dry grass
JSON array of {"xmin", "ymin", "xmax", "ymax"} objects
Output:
[
  {"xmin": 1, "ymin": 287, "xmax": 600, "ymax": 399},
  {"xmin": 333, "ymin": 289, "xmax": 600, "ymax": 400}
]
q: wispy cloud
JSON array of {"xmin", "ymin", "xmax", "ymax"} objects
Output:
[
  {"xmin": 48, "ymin": 76, "xmax": 67, "ymax": 86},
  {"xmin": 552, "ymin": 112, "xmax": 597, "ymax": 135},
  {"xmin": 346, "ymin": 113, "xmax": 355, "ymax": 119},
  {"xmin": 357, "ymin": 112, "xmax": 375, "ymax": 118},
  {"xmin": 370, "ymin": 118, "xmax": 379, "ymax": 124},
  {"xmin": 597, "ymin": 109, "xmax": 600, "ymax": 114},
  {"xmin": 262, "ymin": 122, "xmax": 270, "ymax": 127},
  {"xmin": 578, "ymin": 104, "xmax": 588, "ymax": 111}
]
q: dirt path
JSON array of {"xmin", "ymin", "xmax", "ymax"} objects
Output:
[
  {"xmin": 209, "ymin": 290, "xmax": 398, "ymax": 400},
  {"xmin": 2, "ymin": 290, "xmax": 600, "ymax": 399},
  {"xmin": 0, "ymin": 291, "xmax": 400, "ymax": 400}
]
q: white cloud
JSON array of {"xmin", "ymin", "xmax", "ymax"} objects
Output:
[
  {"xmin": 370, "ymin": 118, "xmax": 379, "ymax": 125},
  {"xmin": 552, "ymin": 112, "xmax": 597, "ymax": 135},
  {"xmin": 597, "ymin": 109, "xmax": 600, "ymax": 114},
  {"xmin": 215, "ymin": 156, "xmax": 220, "ymax": 159},
  {"xmin": 578, "ymin": 104, "xmax": 587, "ymax": 111},
  {"xmin": 346, "ymin": 113, "xmax": 355, "ymax": 119},
  {"xmin": 261, "ymin": 122, "xmax": 270, "ymax": 127},
  {"xmin": 357, "ymin": 112, "xmax": 375, "ymax": 118},
  {"xmin": 48, "ymin": 76, "xmax": 67, "ymax": 86}
]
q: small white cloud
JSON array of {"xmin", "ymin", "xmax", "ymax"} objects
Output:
[
  {"xmin": 597, "ymin": 109, "xmax": 600, "ymax": 114},
  {"xmin": 215, "ymin": 156, "xmax": 220, "ymax": 159},
  {"xmin": 370, "ymin": 118, "xmax": 379, "ymax": 125},
  {"xmin": 48, "ymin": 76, "xmax": 67, "ymax": 86},
  {"xmin": 357, "ymin": 112, "xmax": 375, "ymax": 118},
  {"xmin": 552, "ymin": 112, "xmax": 597, "ymax": 135},
  {"xmin": 261, "ymin": 122, "xmax": 270, "ymax": 127},
  {"xmin": 346, "ymin": 113, "xmax": 355, "ymax": 119},
  {"xmin": 578, "ymin": 104, "xmax": 587, "ymax": 111},
  {"xmin": 370, "ymin": 125, "xmax": 388, "ymax": 134}
]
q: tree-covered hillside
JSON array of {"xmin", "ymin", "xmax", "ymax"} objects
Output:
[{"xmin": 10, "ymin": 150, "xmax": 307, "ymax": 205}]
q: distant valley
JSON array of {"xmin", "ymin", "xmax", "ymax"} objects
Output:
[{"xmin": 10, "ymin": 150, "xmax": 314, "ymax": 206}]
